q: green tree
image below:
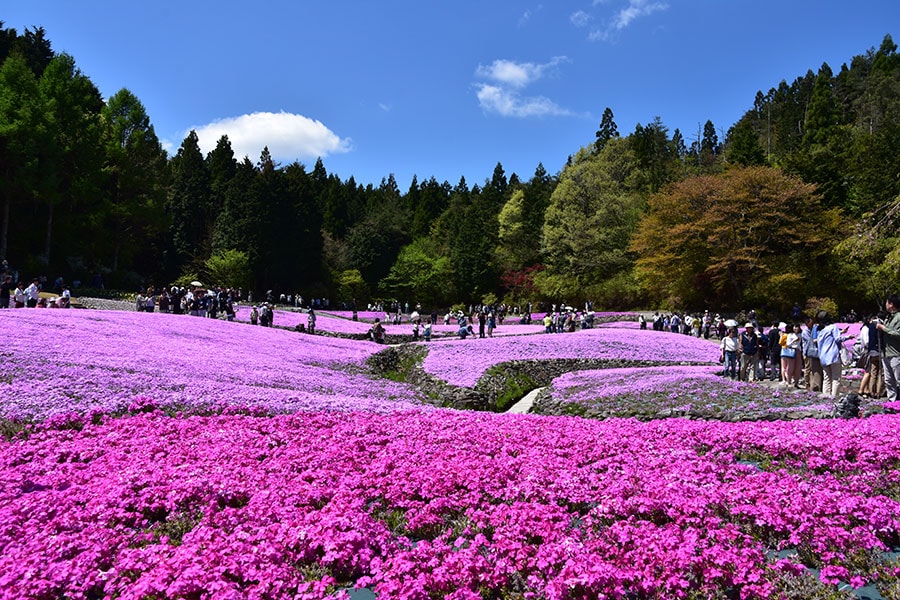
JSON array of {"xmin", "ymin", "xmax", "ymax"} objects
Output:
[
  {"xmin": 496, "ymin": 188, "xmax": 529, "ymax": 272},
  {"xmin": 630, "ymin": 116, "xmax": 673, "ymax": 193},
  {"xmin": 833, "ymin": 194, "xmax": 900, "ymax": 307},
  {"xmin": 204, "ymin": 248, "xmax": 250, "ymax": 289},
  {"xmin": 411, "ymin": 176, "xmax": 450, "ymax": 239},
  {"xmin": 0, "ymin": 54, "xmax": 41, "ymax": 261},
  {"xmin": 379, "ymin": 237, "xmax": 454, "ymax": 307},
  {"xmin": 336, "ymin": 268, "xmax": 370, "ymax": 306},
  {"xmin": 283, "ymin": 160, "xmax": 323, "ymax": 288},
  {"xmin": 699, "ymin": 119, "xmax": 722, "ymax": 170},
  {"xmin": 36, "ymin": 53, "xmax": 104, "ymax": 267},
  {"xmin": 168, "ymin": 130, "xmax": 212, "ymax": 268},
  {"xmin": 540, "ymin": 138, "xmax": 644, "ymax": 296},
  {"xmin": 99, "ymin": 88, "xmax": 167, "ymax": 274},
  {"xmin": 594, "ymin": 107, "xmax": 619, "ymax": 152},
  {"xmin": 726, "ymin": 118, "xmax": 766, "ymax": 166}
]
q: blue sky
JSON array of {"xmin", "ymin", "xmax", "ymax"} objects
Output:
[{"xmin": 5, "ymin": 1, "xmax": 898, "ymax": 189}]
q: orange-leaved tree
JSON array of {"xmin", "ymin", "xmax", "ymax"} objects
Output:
[{"xmin": 630, "ymin": 166, "xmax": 843, "ymax": 309}]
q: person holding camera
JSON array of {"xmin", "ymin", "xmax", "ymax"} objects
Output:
[{"xmin": 876, "ymin": 294, "xmax": 900, "ymax": 402}]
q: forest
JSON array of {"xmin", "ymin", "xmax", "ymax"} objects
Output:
[{"xmin": 2, "ymin": 23, "xmax": 899, "ymax": 313}]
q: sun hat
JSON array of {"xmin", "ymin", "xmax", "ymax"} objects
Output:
[
  {"xmin": 744, "ymin": 322, "xmax": 754, "ymax": 328},
  {"xmin": 778, "ymin": 322, "xmax": 787, "ymax": 330}
]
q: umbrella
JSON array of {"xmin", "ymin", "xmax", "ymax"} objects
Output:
[
  {"xmin": 724, "ymin": 319, "xmax": 738, "ymax": 327},
  {"xmin": 190, "ymin": 280, "xmax": 203, "ymax": 287}
]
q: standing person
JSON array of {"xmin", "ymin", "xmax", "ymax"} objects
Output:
[
  {"xmin": 478, "ymin": 310, "xmax": 486, "ymax": 339},
  {"xmin": 0, "ymin": 275, "xmax": 11, "ymax": 308},
  {"xmin": 13, "ymin": 282, "xmax": 26, "ymax": 308},
  {"xmin": 858, "ymin": 313, "xmax": 885, "ymax": 399},
  {"xmin": 487, "ymin": 312, "xmax": 496, "ymax": 338},
  {"xmin": 739, "ymin": 323, "xmax": 759, "ymax": 382},
  {"xmin": 720, "ymin": 327, "xmax": 739, "ymax": 380},
  {"xmin": 876, "ymin": 294, "xmax": 900, "ymax": 403},
  {"xmin": 224, "ymin": 295, "xmax": 236, "ymax": 322},
  {"xmin": 25, "ymin": 278, "xmax": 40, "ymax": 308},
  {"xmin": 781, "ymin": 323, "xmax": 802, "ymax": 388},
  {"xmin": 307, "ymin": 308, "xmax": 316, "ymax": 335},
  {"xmin": 803, "ymin": 316, "xmax": 823, "ymax": 392},
  {"xmin": 768, "ymin": 322, "xmax": 783, "ymax": 381},
  {"xmin": 817, "ymin": 312, "xmax": 854, "ymax": 398},
  {"xmin": 756, "ymin": 328, "xmax": 769, "ymax": 381}
]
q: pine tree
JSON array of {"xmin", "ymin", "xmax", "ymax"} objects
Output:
[{"xmin": 595, "ymin": 107, "xmax": 619, "ymax": 152}]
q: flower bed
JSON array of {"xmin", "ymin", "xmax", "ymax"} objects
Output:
[
  {"xmin": 537, "ymin": 366, "xmax": 849, "ymax": 420},
  {"xmin": 421, "ymin": 328, "xmax": 719, "ymax": 388},
  {"xmin": 0, "ymin": 310, "xmax": 427, "ymax": 422},
  {"xmin": 2, "ymin": 410, "xmax": 899, "ymax": 599}
]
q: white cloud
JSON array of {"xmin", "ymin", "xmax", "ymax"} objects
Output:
[
  {"xmin": 518, "ymin": 4, "xmax": 543, "ymax": 27},
  {"xmin": 584, "ymin": 0, "xmax": 669, "ymax": 41},
  {"xmin": 474, "ymin": 57, "xmax": 572, "ymax": 118},
  {"xmin": 475, "ymin": 56, "xmax": 568, "ymax": 89},
  {"xmin": 190, "ymin": 111, "xmax": 351, "ymax": 163},
  {"xmin": 475, "ymin": 84, "xmax": 571, "ymax": 118},
  {"xmin": 570, "ymin": 10, "xmax": 592, "ymax": 27},
  {"xmin": 611, "ymin": 0, "xmax": 667, "ymax": 30}
]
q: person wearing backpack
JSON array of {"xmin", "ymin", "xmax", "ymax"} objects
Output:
[{"xmin": 803, "ymin": 315, "xmax": 823, "ymax": 392}]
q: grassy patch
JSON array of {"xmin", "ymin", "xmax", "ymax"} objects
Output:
[{"xmin": 486, "ymin": 367, "xmax": 538, "ymax": 412}]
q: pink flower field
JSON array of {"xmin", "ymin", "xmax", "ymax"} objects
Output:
[
  {"xmin": 421, "ymin": 328, "xmax": 720, "ymax": 387},
  {"xmin": 236, "ymin": 308, "xmax": 547, "ymax": 339},
  {"xmin": 0, "ymin": 310, "xmax": 428, "ymax": 421},
  {"xmin": 543, "ymin": 366, "xmax": 840, "ymax": 419},
  {"xmin": 2, "ymin": 308, "xmax": 899, "ymax": 599},
  {"xmin": 3, "ymin": 411, "xmax": 900, "ymax": 599}
]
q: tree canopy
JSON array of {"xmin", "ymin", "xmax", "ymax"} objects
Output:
[{"xmin": 2, "ymin": 25, "xmax": 900, "ymax": 315}]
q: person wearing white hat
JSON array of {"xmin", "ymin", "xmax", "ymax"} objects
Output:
[{"xmin": 739, "ymin": 323, "xmax": 759, "ymax": 382}]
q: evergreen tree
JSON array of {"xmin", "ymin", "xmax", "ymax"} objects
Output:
[
  {"xmin": 283, "ymin": 161, "xmax": 323, "ymax": 287},
  {"xmin": 595, "ymin": 107, "xmax": 619, "ymax": 153},
  {"xmin": 99, "ymin": 88, "xmax": 168, "ymax": 274},
  {"xmin": 803, "ymin": 63, "xmax": 839, "ymax": 147},
  {"xmin": 699, "ymin": 119, "xmax": 721, "ymax": 170},
  {"xmin": 0, "ymin": 54, "xmax": 41, "ymax": 261},
  {"xmin": 630, "ymin": 117, "xmax": 673, "ymax": 193},
  {"xmin": 36, "ymin": 53, "xmax": 104, "ymax": 266},
  {"xmin": 168, "ymin": 130, "xmax": 212, "ymax": 269},
  {"xmin": 726, "ymin": 118, "xmax": 766, "ymax": 166}
]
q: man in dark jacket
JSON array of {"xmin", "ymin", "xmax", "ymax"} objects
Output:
[
  {"xmin": 739, "ymin": 323, "xmax": 759, "ymax": 381},
  {"xmin": 768, "ymin": 323, "xmax": 782, "ymax": 381}
]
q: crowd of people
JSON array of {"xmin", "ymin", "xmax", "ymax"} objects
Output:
[
  {"xmin": 651, "ymin": 298, "xmax": 900, "ymax": 403},
  {"xmin": 0, "ymin": 272, "xmax": 71, "ymax": 309}
]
